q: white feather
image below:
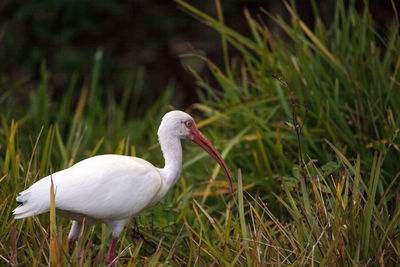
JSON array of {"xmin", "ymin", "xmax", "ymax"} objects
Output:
[{"xmin": 13, "ymin": 156, "xmax": 162, "ymax": 231}]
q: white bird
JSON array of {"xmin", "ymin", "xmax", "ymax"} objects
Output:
[{"xmin": 13, "ymin": 110, "xmax": 233, "ymax": 266}]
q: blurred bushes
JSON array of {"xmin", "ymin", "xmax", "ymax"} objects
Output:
[
  {"xmin": 0, "ymin": 0, "xmax": 192, "ymax": 108},
  {"xmin": 1, "ymin": 0, "xmax": 396, "ymax": 110}
]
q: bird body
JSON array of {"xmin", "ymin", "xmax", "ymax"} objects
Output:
[
  {"xmin": 13, "ymin": 110, "xmax": 233, "ymax": 265},
  {"xmin": 14, "ymin": 155, "xmax": 163, "ymax": 226}
]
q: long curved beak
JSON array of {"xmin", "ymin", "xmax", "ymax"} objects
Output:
[{"xmin": 187, "ymin": 127, "xmax": 234, "ymax": 193}]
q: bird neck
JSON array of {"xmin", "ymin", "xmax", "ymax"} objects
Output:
[{"xmin": 159, "ymin": 135, "xmax": 183, "ymax": 190}]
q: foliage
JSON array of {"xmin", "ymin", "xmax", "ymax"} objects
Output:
[{"xmin": 1, "ymin": 0, "xmax": 400, "ymax": 265}]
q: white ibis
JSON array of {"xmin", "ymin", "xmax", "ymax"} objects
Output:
[{"xmin": 13, "ymin": 110, "xmax": 233, "ymax": 265}]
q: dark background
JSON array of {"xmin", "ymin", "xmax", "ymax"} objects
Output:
[{"xmin": 0, "ymin": 0, "xmax": 397, "ymax": 109}]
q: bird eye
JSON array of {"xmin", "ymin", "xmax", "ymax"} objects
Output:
[{"xmin": 185, "ymin": 121, "xmax": 192, "ymax": 127}]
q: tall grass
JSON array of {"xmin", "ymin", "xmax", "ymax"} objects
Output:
[
  {"xmin": 175, "ymin": 0, "xmax": 400, "ymax": 264},
  {"xmin": 177, "ymin": 0, "xmax": 400, "ymax": 205},
  {"xmin": 1, "ymin": 0, "xmax": 400, "ymax": 265}
]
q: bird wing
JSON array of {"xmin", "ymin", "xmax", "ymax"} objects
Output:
[{"xmin": 13, "ymin": 155, "xmax": 163, "ymax": 221}]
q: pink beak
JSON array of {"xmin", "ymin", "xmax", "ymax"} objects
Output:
[{"xmin": 187, "ymin": 126, "xmax": 234, "ymax": 193}]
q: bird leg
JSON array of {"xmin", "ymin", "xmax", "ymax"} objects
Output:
[
  {"xmin": 105, "ymin": 236, "xmax": 118, "ymax": 266},
  {"xmin": 68, "ymin": 220, "xmax": 82, "ymax": 244},
  {"xmin": 68, "ymin": 220, "xmax": 87, "ymax": 246}
]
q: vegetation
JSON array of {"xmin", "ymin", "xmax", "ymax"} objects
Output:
[{"xmin": 1, "ymin": 0, "xmax": 400, "ymax": 265}]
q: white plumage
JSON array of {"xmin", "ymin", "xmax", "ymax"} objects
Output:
[
  {"xmin": 13, "ymin": 110, "xmax": 233, "ymax": 265},
  {"xmin": 14, "ymin": 155, "xmax": 162, "ymax": 234}
]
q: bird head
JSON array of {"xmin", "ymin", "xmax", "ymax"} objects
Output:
[
  {"xmin": 158, "ymin": 110, "xmax": 234, "ymax": 192},
  {"xmin": 158, "ymin": 110, "xmax": 194, "ymax": 139}
]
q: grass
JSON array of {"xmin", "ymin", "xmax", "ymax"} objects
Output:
[{"xmin": 1, "ymin": 0, "xmax": 400, "ymax": 265}]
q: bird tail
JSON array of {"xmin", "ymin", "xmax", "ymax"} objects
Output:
[
  {"xmin": 13, "ymin": 175, "xmax": 53, "ymax": 219},
  {"xmin": 13, "ymin": 191, "xmax": 39, "ymax": 219},
  {"xmin": 13, "ymin": 205, "xmax": 37, "ymax": 219}
]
